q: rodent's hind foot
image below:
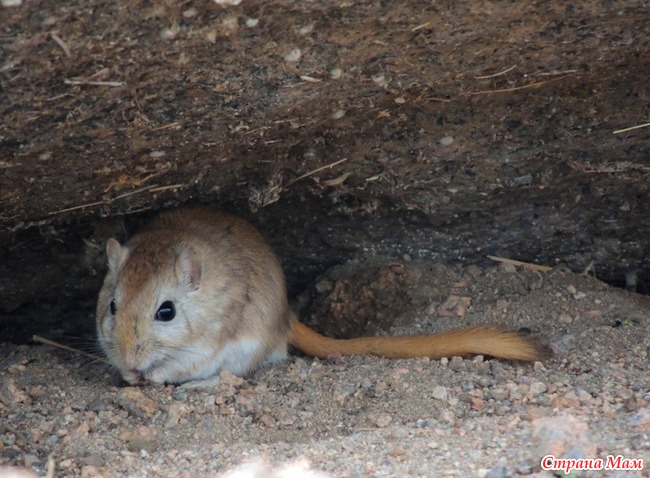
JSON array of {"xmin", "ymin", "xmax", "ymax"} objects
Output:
[{"xmin": 177, "ymin": 376, "xmax": 222, "ymax": 390}]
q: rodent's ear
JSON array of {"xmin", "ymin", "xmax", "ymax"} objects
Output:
[
  {"xmin": 106, "ymin": 238, "xmax": 128, "ymax": 272},
  {"xmin": 175, "ymin": 245, "xmax": 203, "ymax": 292}
]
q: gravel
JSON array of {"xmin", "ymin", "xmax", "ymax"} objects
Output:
[{"xmin": 1, "ymin": 264, "xmax": 649, "ymax": 477}]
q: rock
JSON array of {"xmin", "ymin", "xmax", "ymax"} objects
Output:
[
  {"xmin": 528, "ymin": 382, "xmax": 548, "ymax": 398},
  {"xmin": 0, "ymin": 379, "xmax": 29, "ymax": 408},
  {"xmin": 115, "ymin": 388, "xmax": 158, "ymax": 418},
  {"xmin": 368, "ymin": 412, "xmax": 393, "ymax": 428},
  {"xmin": 531, "ymin": 415, "xmax": 596, "ymax": 460},
  {"xmin": 437, "ymin": 295, "xmax": 472, "ymax": 317},
  {"xmin": 431, "ymin": 386, "xmax": 448, "ymax": 401}
]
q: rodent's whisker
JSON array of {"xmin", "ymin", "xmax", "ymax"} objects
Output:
[
  {"xmin": 166, "ymin": 345, "xmax": 213, "ymax": 360},
  {"xmin": 32, "ymin": 335, "xmax": 109, "ymax": 363}
]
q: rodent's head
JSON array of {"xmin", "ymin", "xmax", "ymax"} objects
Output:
[{"xmin": 96, "ymin": 237, "xmax": 206, "ymax": 385}]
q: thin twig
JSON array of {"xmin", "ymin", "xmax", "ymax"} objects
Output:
[
  {"xmin": 33, "ymin": 335, "xmax": 108, "ymax": 363},
  {"xmin": 487, "ymin": 255, "xmax": 552, "ymax": 272},
  {"xmin": 151, "ymin": 122, "xmax": 182, "ymax": 131},
  {"xmin": 427, "ymin": 96, "xmax": 453, "ymax": 103},
  {"xmin": 613, "ymin": 122, "xmax": 650, "ymax": 135},
  {"xmin": 64, "ymin": 79, "xmax": 126, "ymax": 87},
  {"xmin": 461, "ymin": 76, "xmax": 569, "ymax": 96},
  {"xmin": 411, "ymin": 20, "xmax": 432, "ymax": 32},
  {"xmin": 533, "ymin": 69, "xmax": 578, "ymax": 77},
  {"xmin": 50, "ymin": 33, "xmax": 71, "ymax": 58},
  {"xmin": 475, "ymin": 64, "xmax": 517, "ymax": 80},
  {"xmin": 49, "ymin": 200, "xmax": 106, "ymax": 215},
  {"xmin": 148, "ymin": 184, "xmax": 186, "ymax": 193},
  {"xmin": 49, "ymin": 183, "xmax": 184, "ymax": 215},
  {"xmin": 46, "ymin": 453, "xmax": 55, "ymax": 478},
  {"xmin": 285, "ymin": 158, "xmax": 349, "ymax": 187},
  {"xmin": 112, "ymin": 184, "xmax": 159, "ymax": 201}
]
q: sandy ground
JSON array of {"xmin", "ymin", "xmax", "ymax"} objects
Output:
[{"xmin": 1, "ymin": 262, "xmax": 649, "ymax": 477}]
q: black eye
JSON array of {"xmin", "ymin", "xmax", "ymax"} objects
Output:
[
  {"xmin": 110, "ymin": 299, "xmax": 117, "ymax": 315},
  {"xmin": 155, "ymin": 301, "xmax": 176, "ymax": 322}
]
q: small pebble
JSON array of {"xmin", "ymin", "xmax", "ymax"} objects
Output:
[
  {"xmin": 160, "ymin": 28, "xmax": 178, "ymax": 40},
  {"xmin": 513, "ymin": 174, "xmax": 533, "ymax": 185},
  {"xmin": 172, "ymin": 388, "xmax": 188, "ymax": 401},
  {"xmin": 182, "ymin": 7, "xmax": 198, "ymax": 18},
  {"xmin": 431, "ymin": 386, "xmax": 448, "ymax": 401},
  {"xmin": 0, "ymin": 379, "xmax": 29, "ymax": 408},
  {"xmin": 528, "ymin": 382, "xmax": 548, "ymax": 397},
  {"xmin": 284, "ymin": 48, "xmax": 302, "ymax": 63},
  {"xmin": 449, "ymin": 356, "xmax": 464, "ymax": 371},
  {"xmin": 115, "ymin": 389, "xmax": 158, "ymax": 418},
  {"xmin": 439, "ymin": 136, "xmax": 454, "ymax": 146},
  {"xmin": 369, "ymin": 412, "xmax": 392, "ymax": 428},
  {"xmin": 298, "ymin": 24, "xmax": 314, "ymax": 35},
  {"xmin": 258, "ymin": 414, "xmax": 277, "ymax": 428},
  {"xmin": 371, "ymin": 73, "xmax": 388, "ymax": 88}
]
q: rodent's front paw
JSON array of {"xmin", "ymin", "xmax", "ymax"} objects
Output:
[{"xmin": 122, "ymin": 370, "xmax": 144, "ymax": 386}]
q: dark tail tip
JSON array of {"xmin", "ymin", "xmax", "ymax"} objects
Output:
[{"xmin": 517, "ymin": 327, "xmax": 553, "ymax": 361}]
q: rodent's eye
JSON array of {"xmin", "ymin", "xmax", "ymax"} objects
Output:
[
  {"xmin": 109, "ymin": 299, "xmax": 117, "ymax": 315},
  {"xmin": 155, "ymin": 301, "xmax": 176, "ymax": 322}
]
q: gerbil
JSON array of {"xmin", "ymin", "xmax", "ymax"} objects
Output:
[{"xmin": 96, "ymin": 208, "xmax": 550, "ymax": 388}]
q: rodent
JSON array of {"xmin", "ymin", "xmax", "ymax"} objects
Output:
[{"xmin": 96, "ymin": 207, "xmax": 551, "ymax": 388}]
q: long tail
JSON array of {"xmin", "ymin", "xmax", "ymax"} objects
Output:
[{"xmin": 289, "ymin": 319, "xmax": 550, "ymax": 361}]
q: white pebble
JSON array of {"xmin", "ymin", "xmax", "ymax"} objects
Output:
[
  {"xmin": 160, "ymin": 28, "xmax": 177, "ymax": 40},
  {"xmin": 299, "ymin": 24, "xmax": 314, "ymax": 35},
  {"xmin": 284, "ymin": 48, "xmax": 302, "ymax": 63},
  {"xmin": 431, "ymin": 386, "xmax": 448, "ymax": 401},
  {"xmin": 245, "ymin": 18, "xmax": 259, "ymax": 28},
  {"xmin": 439, "ymin": 136, "xmax": 454, "ymax": 146},
  {"xmin": 330, "ymin": 109, "xmax": 346, "ymax": 120},
  {"xmin": 330, "ymin": 68, "xmax": 342, "ymax": 80},
  {"xmin": 182, "ymin": 7, "xmax": 198, "ymax": 18},
  {"xmin": 371, "ymin": 73, "xmax": 388, "ymax": 88}
]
